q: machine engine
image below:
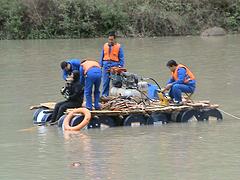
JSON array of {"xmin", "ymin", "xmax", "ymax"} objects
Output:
[{"xmin": 109, "ymin": 67, "xmax": 148, "ymax": 98}]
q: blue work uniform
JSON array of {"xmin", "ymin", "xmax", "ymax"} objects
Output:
[
  {"xmin": 79, "ymin": 61, "xmax": 102, "ymax": 110},
  {"xmin": 62, "ymin": 59, "xmax": 81, "ymax": 80},
  {"xmin": 167, "ymin": 67, "xmax": 196, "ymax": 102},
  {"xmin": 99, "ymin": 45, "xmax": 124, "ymax": 97}
]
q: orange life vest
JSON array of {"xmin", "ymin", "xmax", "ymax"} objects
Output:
[
  {"xmin": 81, "ymin": 60, "xmax": 101, "ymax": 75},
  {"xmin": 172, "ymin": 64, "xmax": 195, "ymax": 83},
  {"xmin": 103, "ymin": 43, "xmax": 120, "ymax": 62}
]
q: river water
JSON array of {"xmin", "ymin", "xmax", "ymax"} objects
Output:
[{"xmin": 0, "ymin": 35, "xmax": 240, "ymax": 180}]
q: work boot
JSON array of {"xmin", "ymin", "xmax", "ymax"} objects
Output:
[
  {"xmin": 174, "ymin": 101, "xmax": 184, "ymax": 106},
  {"xmin": 94, "ymin": 104, "xmax": 101, "ymax": 110}
]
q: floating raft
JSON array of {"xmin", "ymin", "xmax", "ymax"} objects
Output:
[{"xmin": 30, "ymin": 97, "xmax": 223, "ymax": 128}]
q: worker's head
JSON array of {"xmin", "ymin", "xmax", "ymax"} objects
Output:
[
  {"xmin": 71, "ymin": 70, "xmax": 80, "ymax": 82},
  {"xmin": 108, "ymin": 31, "xmax": 116, "ymax": 46},
  {"xmin": 166, "ymin": 60, "xmax": 178, "ymax": 72},
  {"xmin": 60, "ymin": 61, "xmax": 71, "ymax": 72}
]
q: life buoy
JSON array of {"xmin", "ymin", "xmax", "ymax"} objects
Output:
[{"xmin": 64, "ymin": 108, "xmax": 91, "ymax": 131}]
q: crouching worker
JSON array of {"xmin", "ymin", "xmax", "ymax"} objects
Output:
[
  {"xmin": 162, "ymin": 60, "xmax": 196, "ymax": 105},
  {"xmin": 49, "ymin": 70, "xmax": 84, "ymax": 125},
  {"xmin": 80, "ymin": 59, "xmax": 102, "ymax": 110}
]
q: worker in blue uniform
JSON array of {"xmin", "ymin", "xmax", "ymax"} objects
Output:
[
  {"xmin": 79, "ymin": 59, "xmax": 102, "ymax": 110},
  {"xmin": 99, "ymin": 31, "xmax": 125, "ymax": 97},
  {"xmin": 60, "ymin": 59, "xmax": 81, "ymax": 80},
  {"xmin": 162, "ymin": 60, "xmax": 196, "ymax": 104}
]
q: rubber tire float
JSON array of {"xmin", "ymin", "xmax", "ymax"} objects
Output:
[{"xmin": 33, "ymin": 108, "xmax": 52, "ymax": 125}]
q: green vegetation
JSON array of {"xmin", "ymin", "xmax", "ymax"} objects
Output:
[{"xmin": 0, "ymin": 0, "xmax": 239, "ymax": 39}]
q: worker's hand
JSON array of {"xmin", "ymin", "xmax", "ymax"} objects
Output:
[{"xmin": 162, "ymin": 84, "xmax": 172, "ymax": 93}]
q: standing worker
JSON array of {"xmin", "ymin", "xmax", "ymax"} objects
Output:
[
  {"xmin": 79, "ymin": 59, "xmax": 102, "ymax": 110},
  {"xmin": 99, "ymin": 31, "xmax": 125, "ymax": 97},
  {"xmin": 162, "ymin": 60, "xmax": 196, "ymax": 105},
  {"xmin": 60, "ymin": 59, "xmax": 81, "ymax": 80}
]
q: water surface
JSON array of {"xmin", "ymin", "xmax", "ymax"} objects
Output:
[{"xmin": 0, "ymin": 35, "xmax": 240, "ymax": 179}]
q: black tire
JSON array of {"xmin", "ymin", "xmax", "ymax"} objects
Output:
[
  {"xmin": 147, "ymin": 112, "xmax": 168, "ymax": 125},
  {"xmin": 123, "ymin": 114, "xmax": 147, "ymax": 126},
  {"xmin": 33, "ymin": 109, "xmax": 52, "ymax": 125},
  {"xmin": 178, "ymin": 109, "xmax": 196, "ymax": 122},
  {"xmin": 201, "ymin": 109, "xmax": 223, "ymax": 121},
  {"xmin": 58, "ymin": 115, "xmax": 67, "ymax": 128},
  {"xmin": 172, "ymin": 110, "xmax": 196, "ymax": 123},
  {"xmin": 70, "ymin": 115, "xmax": 84, "ymax": 126},
  {"xmin": 33, "ymin": 108, "xmax": 46, "ymax": 122},
  {"xmin": 88, "ymin": 116, "xmax": 101, "ymax": 129},
  {"xmin": 42, "ymin": 113, "xmax": 52, "ymax": 124},
  {"xmin": 69, "ymin": 115, "xmax": 101, "ymax": 129},
  {"xmin": 98, "ymin": 116, "xmax": 117, "ymax": 127}
]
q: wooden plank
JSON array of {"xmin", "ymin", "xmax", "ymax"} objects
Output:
[
  {"xmin": 30, "ymin": 100, "xmax": 220, "ymax": 117},
  {"xmin": 198, "ymin": 100, "xmax": 210, "ymax": 104},
  {"xmin": 209, "ymin": 104, "xmax": 219, "ymax": 108},
  {"xmin": 40, "ymin": 102, "xmax": 56, "ymax": 109},
  {"xmin": 29, "ymin": 104, "xmax": 42, "ymax": 110},
  {"xmin": 29, "ymin": 102, "xmax": 56, "ymax": 110}
]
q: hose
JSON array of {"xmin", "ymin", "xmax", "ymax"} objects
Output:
[
  {"xmin": 143, "ymin": 77, "xmax": 169, "ymax": 98},
  {"xmin": 143, "ymin": 77, "xmax": 162, "ymax": 90}
]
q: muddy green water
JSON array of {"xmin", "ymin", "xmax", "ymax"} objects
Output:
[{"xmin": 0, "ymin": 35, "xmax": 240, "ymax": 180}]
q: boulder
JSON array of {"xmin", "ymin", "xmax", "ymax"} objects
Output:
[{"xmin": 201, "ymin": 27, "xmax": 227, "ymax": 36}]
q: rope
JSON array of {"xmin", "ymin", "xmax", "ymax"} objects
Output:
[{"xmin": 218, "ymin": 108, "xmax": 240, "ymax": 120}]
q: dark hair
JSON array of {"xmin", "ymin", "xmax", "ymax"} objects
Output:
[
  {"xmin": 60, "ymin": 61, "xmax": 68, "ymax": 70},
  {"xmin": 108, "ymin": 31, "xmax": 116, "ymax": 38},
  {"xmin": 166, "ymin": 60, "xmax": 178, "ymax": 67},
  {"xmin": 72, "ymin": 70, "xmax": 80, "ymax": 81}
]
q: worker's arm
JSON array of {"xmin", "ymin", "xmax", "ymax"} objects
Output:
[
  {"xmin": 166, "ymin": 77, "xmax": 174, "ymax": 85},
  {"xmin": 162, "ymin": 83, "xmax": 172, "ymax": 93},
  {"xmin": 79, "ymin": 66, "xmax": 85, "ymax": 86},
  {"xmin": 162, "ymin": 68, "xmax": 186, "ymax": 92},
  {"xmin": 172, "ymin": 68, "xmax": 186, "ymax": 85},
  {"xmin": 162, "ymin": 78, "xmax": 173, "ymax": 93},
  {"xmin": 118, "ymin": 47, "xmax": 124, "ymax": 67},
  {"xmin": 62, "ymin": 70, "xmax": 68, "ymax": 81},
  {"xmin": 71, "ymin": 59, "xmax": 81, "ymax": 67}
]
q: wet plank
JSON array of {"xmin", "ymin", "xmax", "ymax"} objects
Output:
[{"xmin": 30, "ymin": 100, "xmax": 219, "ymax": 116}]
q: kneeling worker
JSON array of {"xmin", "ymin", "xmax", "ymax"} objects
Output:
[
  {"xmin": 49, "ymin": 70, "xmax": 84, "ymax": 124},
  {"xmin": 162, "ymin": 60, "xmax": 196, "ymax": 104},
  {"xmin": 79, "ymin": 59, "xmax": 102, "ymax": 110}
]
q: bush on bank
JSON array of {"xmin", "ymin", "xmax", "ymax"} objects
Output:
[{"xmin": 0, "ymin": 0, "xmax": 239, "ymax": 39}]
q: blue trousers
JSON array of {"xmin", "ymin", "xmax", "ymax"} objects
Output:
[
  {"xmin": 102, "ymin": 61, "xmax": 120, "ymax": 97},
  {"xmin": 169, "ymin": 84, "xmax": 195, "ymax": 102},
  {"xmin": 85, "ymin": 67, "xmax": 102, "ymax": 110},
  {"xmin": 102, "ymin": 67, "xmax": 110, "ymax": 97}
]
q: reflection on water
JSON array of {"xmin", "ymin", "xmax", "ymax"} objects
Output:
[{"xmin": 0, "ymin": 35, "xmax": 240, "ymax": 179}]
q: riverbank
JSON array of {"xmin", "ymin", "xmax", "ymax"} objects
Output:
[{"xmin": 1, "ymin": 0, "xmax": 239, "ymax": 39}]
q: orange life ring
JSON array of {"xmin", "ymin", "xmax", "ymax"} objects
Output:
[{"xmin": 63, "ymin": 108, "xmax": 91, "ymax": 131}]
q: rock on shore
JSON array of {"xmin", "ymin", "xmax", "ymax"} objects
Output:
[{"xmin": 201, "ymin": 27, "xmax": 227, "ymax": 36}]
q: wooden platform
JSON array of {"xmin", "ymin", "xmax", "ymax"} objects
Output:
[{"xmin": 30, "ymin": 100, "xmax": 219, "ymax": 117}]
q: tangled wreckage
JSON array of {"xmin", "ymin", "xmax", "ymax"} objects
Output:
[{"xmin": 30, "ymin": 68, "xmax": 223, "ymax": 130}]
